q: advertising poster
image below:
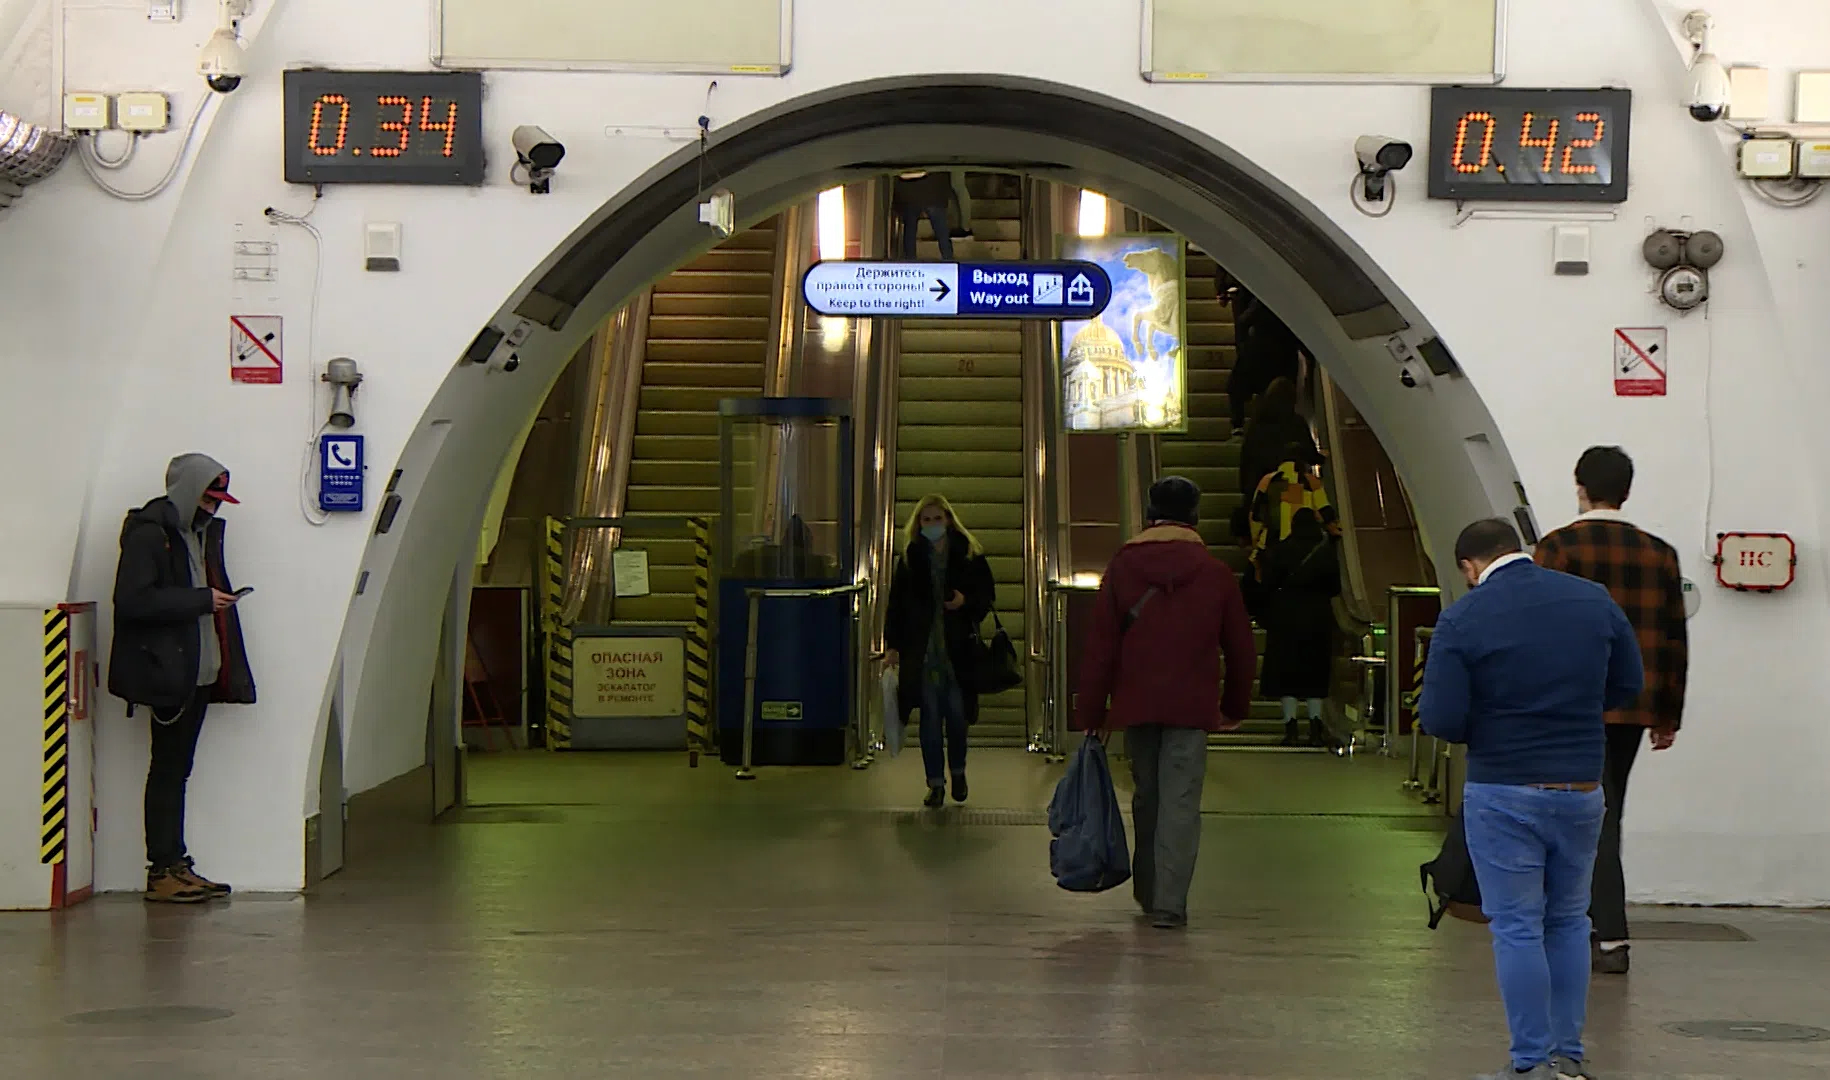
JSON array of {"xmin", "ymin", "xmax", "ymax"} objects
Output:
[{"xmin": 1057, "ymin": 234, "xmax": 1188, "ymax": 433}]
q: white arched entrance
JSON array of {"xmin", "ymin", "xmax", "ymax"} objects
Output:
[{"xmin": 319, "ymin": 75, "xmax": 1529, "ymax": 829}]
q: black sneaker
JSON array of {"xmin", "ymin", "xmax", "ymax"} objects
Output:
[
  {"xmin": 951, "ymin": 773, "xmax": 968, "ymax": 803},
  {"xmin": 1554, "ymin": 1056, "xmax": 1599, "ymax": 1079},
  {"xmin": 1281, "ymin": 721, "xmax": 1301, "ymax": 747},
  {"xmin": 1593, "ymin": 942, "xmax": 1630, "ymax": 974},
  {"xmin": 1150, "ymin": 911, "xmax": 1188, "ymax": 930},
  {"xmin": 923, "ymin": 785, "xmax": 946, "ymax": 809}
]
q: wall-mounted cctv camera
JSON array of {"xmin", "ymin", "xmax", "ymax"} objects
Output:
[
  {"xmin": 198, "ymin": 0, "xmax": 250, "ymax": 94},
  {"xmin": 1682, "ymin": 11, "xmax": 1729, "ymax": 122},
  {"xmin": 699, "ymin": 189, "xmax": 735, "ymax": 238},
  {"xmin": 1354, "ymin": 136, "xmax": 1413, "ymax": 203},
  {"xmin": 512, "ymin": 125, "xmax": 566, "ymax": 194},
  {"xmin": 463, "ymin": 319, "xmax": 534, "ymax": 374}
]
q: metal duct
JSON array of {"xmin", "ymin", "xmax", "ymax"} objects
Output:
[{"xmin": 0, "ymin": 109, "xmax": 72, "ymax": 212}]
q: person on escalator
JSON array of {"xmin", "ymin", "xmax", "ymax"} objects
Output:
[
  {"xmin": 1238, "ymin": 377, "xmax": 1320, "ymax": 507},
  {"xmin": 1258, "ymin": 508, "xmax": 1342, "ymax": 748},
  {"xmin": 891, "ymin": 170, "xmax": 971, "ymax": 260},
  {"xmin": 1224, "ymin": 280, "xmax": 1306, "ymax": 433},
  {"xmin": 884, "ymin": 495, "xmax": 996, "ymax": 808}
]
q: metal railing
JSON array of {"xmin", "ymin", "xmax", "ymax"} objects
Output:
[
  {"xmin": 733, "ymin": 580, "xmax": 869, "ymax": 780},
  {"xmin": 1037, "ymin": 577, "xmax": 1101, "ymax": 761},
  {"xmin": 1400, "ymin": 625, "xmax": 1454, "ymax": 805}
]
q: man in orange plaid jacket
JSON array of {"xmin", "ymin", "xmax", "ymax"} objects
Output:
[{"xmin": 1533, "ymin": 446, "xmax": 1689, "ymax": 976}]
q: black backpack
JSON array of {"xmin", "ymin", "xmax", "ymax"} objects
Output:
[{"xmin": 1421, "ymin": 813, "xmax": 1489, "ymax": 929}]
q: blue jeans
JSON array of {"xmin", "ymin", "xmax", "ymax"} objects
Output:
[
  {"xmin": 1463, "ymin": 782, "xmax": 1607, "ymax": 1071},
  {"xmin": 899, "ymin": 203, "xmax": 954, "ymax": 261},
  {"xmin": 919, "ymin": 677, "xmax": 968, "ymax": 786}
]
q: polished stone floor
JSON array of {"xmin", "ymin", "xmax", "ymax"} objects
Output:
[{"xmin": 5, "ymin": 747, "xmax": 1829, "ymax": 1078}]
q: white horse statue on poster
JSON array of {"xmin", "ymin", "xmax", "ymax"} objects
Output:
[{"xmin": 1121, "ymin": 247, "xmax": 1183, "ymax": 365}]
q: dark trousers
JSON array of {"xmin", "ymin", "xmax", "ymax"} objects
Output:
[
  {"xmin": 1127, "ymin": 725, "xmax": 1209, "ymax": 919},
  {"xmin": 1591, "ymin": 724, "xmax": 1645, "ymax": 942},
  {"xmin": 899, "ymin": 203, "xmax": 954, "ymax": 261},
  {"xmin": 918, "ymin": 678, "xmax": 969, "ymax": 786},
  {"xmin": 145, "ymin": 686, "xmax": 211, "ymax": 871}
]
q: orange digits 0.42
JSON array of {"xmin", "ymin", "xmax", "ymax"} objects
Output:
[
  {"xmin": 1519, "ymin": 112, "xmax": 1562, "ymax": 173},
  {"xmin": 1561, "ymin": 113, "xmax": 1605, "ymax": 175},
  {"xmin": 308, "ymin": 94, "xmax": 350, "ymax": 157},
  {"xmin": 1451, "ymin": 111, "xmax": 1496, "ymax": 174}
]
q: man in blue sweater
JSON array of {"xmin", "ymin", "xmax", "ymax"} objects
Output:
[{"xmin": 1421, "ymin": 519, "xmax": 1643, "ymax": 1080}]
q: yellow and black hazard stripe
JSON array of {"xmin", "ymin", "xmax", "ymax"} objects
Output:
[
  {"xmin": 543, "ymin": 516, "xmax": 574, "ymax": 750},
  {"xmin": 685, "ymin": 516, "xmax": 713, "ymax": 765},
  {"xmin": 42, "ymin": 608, "xmax": 70, "ymax": 865}
]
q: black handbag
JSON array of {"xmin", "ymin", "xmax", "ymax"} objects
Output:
[
  {"xmin": 1421, "ymin": 813, "xmax": 1488, "ymax": 929},
  {"xmin": 972, "ymin": 612, "xmax": 1023, "ymax": 695}
]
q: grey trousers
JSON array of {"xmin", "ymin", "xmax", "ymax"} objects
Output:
[{"xmin": 1127, "ymin": 725, "xmax": 1208, "ymax": 918}]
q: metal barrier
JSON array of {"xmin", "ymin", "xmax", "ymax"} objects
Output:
[
  {"xmin": 562, "ymin": 515, "xmax": 716, "ymax": 762},
  {"xmin": 1039, "ymin": 578, "xmax": 1101, "ymax": 762},
  {"xmin": 1401, "ymin": 626, "xmax": 1453, "ymax": 804},
  {"xmin": 733, "ymin": 580, "xmax": 869, "ymax": 781}
]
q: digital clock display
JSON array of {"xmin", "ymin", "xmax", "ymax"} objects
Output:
[
  {"xmin": 1428, "ymin": 87, "xmax": 1632, "ymax": 203},
  {"xmin": 283, "ymin": 70, "xmax": 484, "ymax": 186}
]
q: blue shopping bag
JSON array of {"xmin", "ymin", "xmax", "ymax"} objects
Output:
[{"xmin": 1047, "ymin": 735, "xmax": 1132, "ymax": 893}]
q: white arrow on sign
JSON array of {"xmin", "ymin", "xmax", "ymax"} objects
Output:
[{"xmin": 802, "ymin": 262, "xmax": 960, "ymax": 317}]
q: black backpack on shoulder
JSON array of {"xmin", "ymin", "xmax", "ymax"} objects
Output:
[{"xmin": 1421, "ymin": 813, "xmax": 1489, "ymax": 929}]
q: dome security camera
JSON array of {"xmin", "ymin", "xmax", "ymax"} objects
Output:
[
  {"xmin": 1682, "ymin": 11, "xmax": 1729, "ymax": 122},
  {"xmin": 198, "ymin": 26, "xmax": 245, "ymax": 94}
]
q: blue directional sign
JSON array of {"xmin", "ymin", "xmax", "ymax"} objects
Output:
[
  {"xmin": 802, "ymin": 260, "xmax": 1113, "ymax": 319},
  {"xmin": 318, "ymin": 434, "xmax": 365, "ymax": 513}
]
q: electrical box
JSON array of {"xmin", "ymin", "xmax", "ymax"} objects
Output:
[
  {"xmin": 1728, "ymin": 67, "xmax": 1770, "ymax": 122},
  {"xmin": 1715, "ymin": 532, "xmax": 1796, "ymax": 592},
  {"xmin": 1797, "ymin": 141, "xmax": 1830, "ymax": 179},
  {"xmin": 1738, "ymin": 138, "xmax": 1795, "ymax": 179},
  {"xmin": 364, "ymin": 223, "xmax": 403, "ymax": 272},
  {"xmin": 62, "ymin": 93, "xmax": 111, "ymax": 132},
  {"xmin": 1796, "ymin": 72, "xmax": 1830, "ymax": 124},
  {"xmin": 115, "ymin": 93, "xmax": 170, "ymax": 133}
]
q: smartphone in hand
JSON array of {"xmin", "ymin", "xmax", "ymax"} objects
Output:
[{"xmin": 233, "ymin": 586, "xmax": 254, "ymax": 599}]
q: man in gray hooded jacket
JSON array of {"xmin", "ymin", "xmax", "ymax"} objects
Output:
[{"xmin": 109, "ymin": 454, "xmax": 256, "ymax": 903}]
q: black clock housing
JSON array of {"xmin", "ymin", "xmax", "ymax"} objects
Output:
[
  {"xmin": 1428, "ymin": 86, "xmax": 1632, "ymax": 203},
  {"xmin": 284, "ymin": 69, "xmax": 485, "ymax": 186}
]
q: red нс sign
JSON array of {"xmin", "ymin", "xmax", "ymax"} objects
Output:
[{"xmin": 1715, "ymin": 532, "xmax": 1795, "ymax": 592}]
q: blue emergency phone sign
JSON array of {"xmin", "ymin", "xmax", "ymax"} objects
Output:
[
  {"xmin": 318, "ymin": 434, "xmax": 364, "ymax": 513},
  {"xmin": 801, "ymin": 260, "xmax": 1113, "ymax": 319}
]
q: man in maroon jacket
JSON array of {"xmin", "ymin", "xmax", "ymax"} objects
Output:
[{"xmin": 1077, "ymin": 476, "xmax": 1258, "ymax": 929}]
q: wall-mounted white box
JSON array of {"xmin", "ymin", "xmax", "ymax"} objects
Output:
[
  {"xmin": 1796, "ymin": 72, "xmax": 1830, "ymax": 124},
  {"xmin": 1728, "ymin": 67, "xmax": 1770, "ymax": 122},
  {"xmin": 1797, "ymin": 141, "xmax": 1830, "ymax": 179},
  {"xmin": 1739, "ymin": 138, "xmax": 1795, "ymax": 179},
  {"xmin": 115, "ymin": 93, "xmax": 170, "ymax": 133},
  {"xmin": 62, "ymin": 93, "xmax": 111, "ymax": 132}
]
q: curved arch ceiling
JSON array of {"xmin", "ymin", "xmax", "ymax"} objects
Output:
[{"xmin": 514, "ymin": 76, "xmax": 1413, "ymax": 344}]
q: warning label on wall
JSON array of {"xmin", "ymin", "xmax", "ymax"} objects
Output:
[
  {"xmin": 230, "ymin": 315, "xmax": 284, "ymax": 385},
  {"xmin": 573, "ymin": 636, "xmax": 686, "ymax": 719},
  {"xmin": 1613, "ymin": 327, "xmax": 1667, "ymax": 397}
]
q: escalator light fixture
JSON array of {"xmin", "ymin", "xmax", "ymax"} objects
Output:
[
  {"xmin": 817, "ymin": 185, "xmax": 847, "ymax": 261},
  {"xmin": 1072, "ymin": 572, "xmax": 1103, "ymax": 589},
  {"xmin": 1077, "ymin": 191, "xmax": 1108, "ymax": 237}
]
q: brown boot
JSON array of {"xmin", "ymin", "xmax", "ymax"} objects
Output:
[
  {"xmin": 177, "ymin": 860, "xmax": 232, "ymax": 897},
  {"xmin": 145, "ymin": 870, "xmax": 211, "ymax": 904}
]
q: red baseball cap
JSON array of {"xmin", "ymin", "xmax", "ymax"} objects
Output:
[{"xmin": 205, "ymin": 474, "xmax": 239, "ymax": 505}]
